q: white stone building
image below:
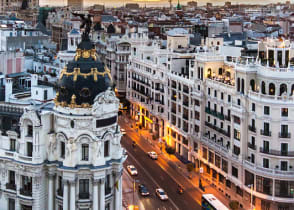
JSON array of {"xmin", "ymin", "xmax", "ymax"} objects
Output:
[
  {"xmin": 0, "ymin": 34, "xmax": 125, "ymax": 210},
  {"xmin": 127, "ymin": 31, "xmax": 294, "ymax": 209}
]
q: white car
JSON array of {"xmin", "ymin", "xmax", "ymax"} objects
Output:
[
  {"xmin": 156, "ymin": 188, "xmax": 168, "ymax": 200},
  {"xmin": 120, "ymin": 128, "xmax": 126, "ymax": 135},
  {"xmin": 127, "ymin": 165, "xmax": 138, "ymax": 176},
  {"xmin": 147, "ymin": 151, "xmax": 158, "ymax": 160}
]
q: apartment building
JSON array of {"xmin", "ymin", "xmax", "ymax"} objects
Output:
[{"xmin": 127, "ymin": 31, "xmax": 294, "ymax": 209}]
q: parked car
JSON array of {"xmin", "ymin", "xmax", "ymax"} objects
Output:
[
  {"xmin": 156, "ymin": 188, "xmax": 168, "ymax": 200},
  {"xmin": 147, "ymin": 151, "xmax": 158, "ymax": 160},
  {"xmin": 127, "ymin": 165, "xmax": 138, "ymax": 176},
  {"xmin": 138, "ymin": 184, "xmax": 150, "ymax": 196}
]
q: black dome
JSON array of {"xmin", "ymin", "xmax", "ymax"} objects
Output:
[{"xmin": 55, "ymin": 38, "xmax": 113, "ymax": 108}]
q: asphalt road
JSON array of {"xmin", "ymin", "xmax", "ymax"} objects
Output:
[{"xmin": 122, "ymin": 132, "xmax": 201, "ymax": 210}]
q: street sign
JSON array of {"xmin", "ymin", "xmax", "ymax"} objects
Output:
[{"xmin": 200, "ymin": 167, "xmax": 203, "ymax": 174}]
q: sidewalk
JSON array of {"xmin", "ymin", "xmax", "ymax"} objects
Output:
[{"xmin": 119, "ymin": 114, "xmax": 247, "ymax": 210}]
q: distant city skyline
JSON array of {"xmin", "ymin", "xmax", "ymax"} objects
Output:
[{"xmin": 40, "ymin": 0, "xmax": 289, "ymax": 7}]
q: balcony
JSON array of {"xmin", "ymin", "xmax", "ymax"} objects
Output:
[
  {"xmin": 20, "ymin": 188, "xmax": 32, "ymax": 197},
  {"xmin": 205, "ymin": 121, "xmax": 230, "ymax": 137},
  {"xmin": 279, "ymin": 132, "xmax": 291, "ymax": 138},
  {"xmin": 225, "ymin": 115, "xmax": 231, "ymax": 121},
  {"xmin": 6, "ymin": 182, "xmax": 16, "ymax": 191},
  {"xmin": 260, "ymin": 147, "xmax": 294, "ymax": 157},
  {"xmin": 248, "ymin": 125, "xmax": 256, "ymax": 133},
  {"xmin": 248, "ymin": 142, "xmax": 256, "ymax": 150},
  {"xmin": 57, "ymin": 188, "xmax": 63, "ymax": 197},
  {"xmin": 260, "ymin": 129, "xmax": 271, "ymax": 137},
  {"xmin": 79, "ymin": 192, "xmax": 90, "ymax": 199},
  {"xmin": 217, "ymin": 112, "xmax": 224, "ymax": 120},
  {"xmin": 205, "ymin": 107, "xmax": 211, "ymax": 114}
]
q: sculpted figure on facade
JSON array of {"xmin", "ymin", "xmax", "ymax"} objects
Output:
[
  {"xmin": 48, "ymin": 134, "xmax": 57, "ymax": 158},
  {"xmin": 65, "ymin": 137, "xmax": 77, "ymax": 165}
]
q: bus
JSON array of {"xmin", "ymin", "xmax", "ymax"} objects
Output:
[{"xmin": 201, "ymin": 194, "xmax": 229, "ymax": 210}]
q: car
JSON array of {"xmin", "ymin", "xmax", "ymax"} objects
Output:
[
  {"xmin": 147, "ymin": 151, "xmax": 158, "ymax": 160},
  {"xmin": 138, "ymin": 184, "xmax": 150, "ymax": 196},
  {"xmin": 127, "ymin": 165, "xmax": 138, "ymax": 176},
  {"xmin": 120, "ymin": 128, "xmax": 126, "ymax": 135},
  {"xmin": 156, "ymin": 188, "xmax": 168, "ymax": 200}
]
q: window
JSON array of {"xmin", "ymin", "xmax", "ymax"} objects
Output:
[
  {"xmin": 104, "ymin": 140, "xmax": 109, "ymax": 157},
  {"xmin": 228, "ymin": 95, "xmax": 231, "ymax": 102},
  {"xmin": 263, "ymin": 158, "xmax": 269, "ymax": 168},
  {"xmin": 237, "ymin": 99, "xmax": 241, "ymax": 105},
  {"xmin": 215, "ymin": 155, "xmax": 221, "ymax": 168},
  {"xmin": 264, "ymin": 106, "xmax": 270, "ymax": 115},
  {"xmin": 202, "ymin": 147, "xmax": 208, "ymax": 160},
  {"xmin": 10, "ymin": 139, "xmax": 16, "ymax": 151},
  {"xmin": 222, "ymin": 159, "xmax": 228, "ymax": 173},
  {"xmin": 82, "ymin": 144, "xmax": 89, "ymax": 161},
  {"xmin": 27, "ymin": 142, "xmax": 32, "ymax": 157},
  {"xmin": 9, "ymin": 171, "xmax": 15, "ymax": 184},
  {"xmin": 281, "ymin": 143, "xmax": 288, "ymax": 156},
  {"xmin": 105, "ymin": 174, "xmax": 111, "ymax": 195},
  {"xmin": 251, "ymin": 154, "xmax": 255, "ymax": 163},
  {"xmin": 233, "ymin": 145, "xmax": 240, "ymax": 156},
  {"xmin": 208, "ymin": 88, "xmax": 210, "ymax": 95},
  {"xmin": 232, "ymin": 166, "xmax": 238, "ymax": 178},
  {"xmin": 281, "ymin": 161, "xmax": 288, "ymax": 171},
  {"xmin": 79, "ymin": 179, "xmax": 89, "ymax": 199},
  {"xmin": 252, "ymin": 103, "xmax": 255, "ymax": 111},
  {"xmin": 221, "ymin": 92, "xmax": 224, "ymax": 100},
  {"xmin": 27, "ymin": 125, "xmax": 33, "ymax": 137},
  {"xmin": 8, "ymin": 198, "xmax": 15, "ymax": 210},
  {"xmin": 234, "ymin": 129, "xmax": 241, "ymax": 140},
  {"xmin": 263, "ymin": 141, "xmax": 269, "ymax": 153},
  {"xmin": 281, "ymin": 108, "xmax": 288, "ymax": 117},
  {"xmin": 61, "ymin": 142, "xmax": 65, "ymax": 158},
  {"xmin": 214, "ymin": 90, "xmax": 217, "ymax": 97}
]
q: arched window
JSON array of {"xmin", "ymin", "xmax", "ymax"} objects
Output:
[
  {"xmin": 250, "ymin": 79, "xmax": 255, "ymax": 91},
  {"xmin": 261, "ymin": 81, "xmax": 266, "ymax": 94},
  {"xmin": 218, "ymin": 68, "xmax": 223, "ymax": 75},
  {"xmin": 241, "ymin": 79, "xmax": 245, "ymax": 94},
  {"xmin": 81, "ymin": 144, "xmax": 89, "ymax": 161},
  {"xmin": 207, "ymin": 68, "xmax": 212, "ymax": 78},
  {"xmin": 237, "ymin": 78, "xmax": 240, "ymax": 92},
  {"xmin": 269, "ymin": 83, "xmax": 275, "ymax": 95},
  {"xmin": 280, "ymin": 84, "xmax": 287, "ymax": 96}
]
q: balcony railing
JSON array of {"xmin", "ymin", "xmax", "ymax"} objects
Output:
[
  {"xmin": 248, "ymin": 142, "xmax": 256, "ymax": 150},
  {"xmin": 217, "ymin": 112, "xmax": 224, "ymax": 120},
  {"xmin": 20, "ymin": 188, "xmax": 32, "ymax": 197},
  {"xmin": 248, "ymin": 125, "xmax": 256, "ymax": 132},
  {"xmin": 225, "ymin": 115, "xmax": 231, "ymax": 121},
  {"xmin": 260, "ymin": 147, "xmax": 294, "ymax": 157},
  {"xmin": 6, "ymin": 183, "xmax": 16, "ymax": 191},
  {"xmin": 79, "ymin": 192, "xmax": 90, "ymax": 199},
  {"xmin": 260, "ymin": 129, "xmax": 271, "ymax": 137},
  {"xmin": 279, "ymin": 132, "xmax": 291, "ymax": 138}
]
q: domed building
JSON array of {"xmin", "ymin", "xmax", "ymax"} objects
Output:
[{"xmin": 0, "ymin": 26, "xmax": 126, "ymax": 210}]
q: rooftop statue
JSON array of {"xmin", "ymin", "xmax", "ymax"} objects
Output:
[{"xmin": 72, "ymin": 12, "xmax": 93, "ymax": 40}]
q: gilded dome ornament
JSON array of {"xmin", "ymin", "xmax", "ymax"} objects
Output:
[{"xmin": 55, "ymin": 11, "xmax": 113, "ymax": 109}]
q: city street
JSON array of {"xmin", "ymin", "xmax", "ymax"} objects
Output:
[{"xmin": 121, "ymin": 116, "xmax": 202, "ymax": 210}]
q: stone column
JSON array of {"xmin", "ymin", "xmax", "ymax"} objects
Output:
[
  {"xmin": 48, "ymin": 175, "xmax": 54, "ymax": 210},
  {"xmin": 63, "ymin": 181, "xmax": 69, "ymax": 210},
  {"xmin": 92, "ymin": 180, "xmax": 99, "ymax": 210},
  {"xmin": 99, "ymin": 178, "xmax": 105, "ymax": 210},
  {"xmin": 115, "ymin": 174, "xmax": 122, "ymax": 210},
  {"xmin": 69, "ymin": 181, "xmax": 76, "ymax": 210}
]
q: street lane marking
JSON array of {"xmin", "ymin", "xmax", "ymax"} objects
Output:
[{"xmin": 126, "ymin": 149, "xmax": 180, "ymax": 210}]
